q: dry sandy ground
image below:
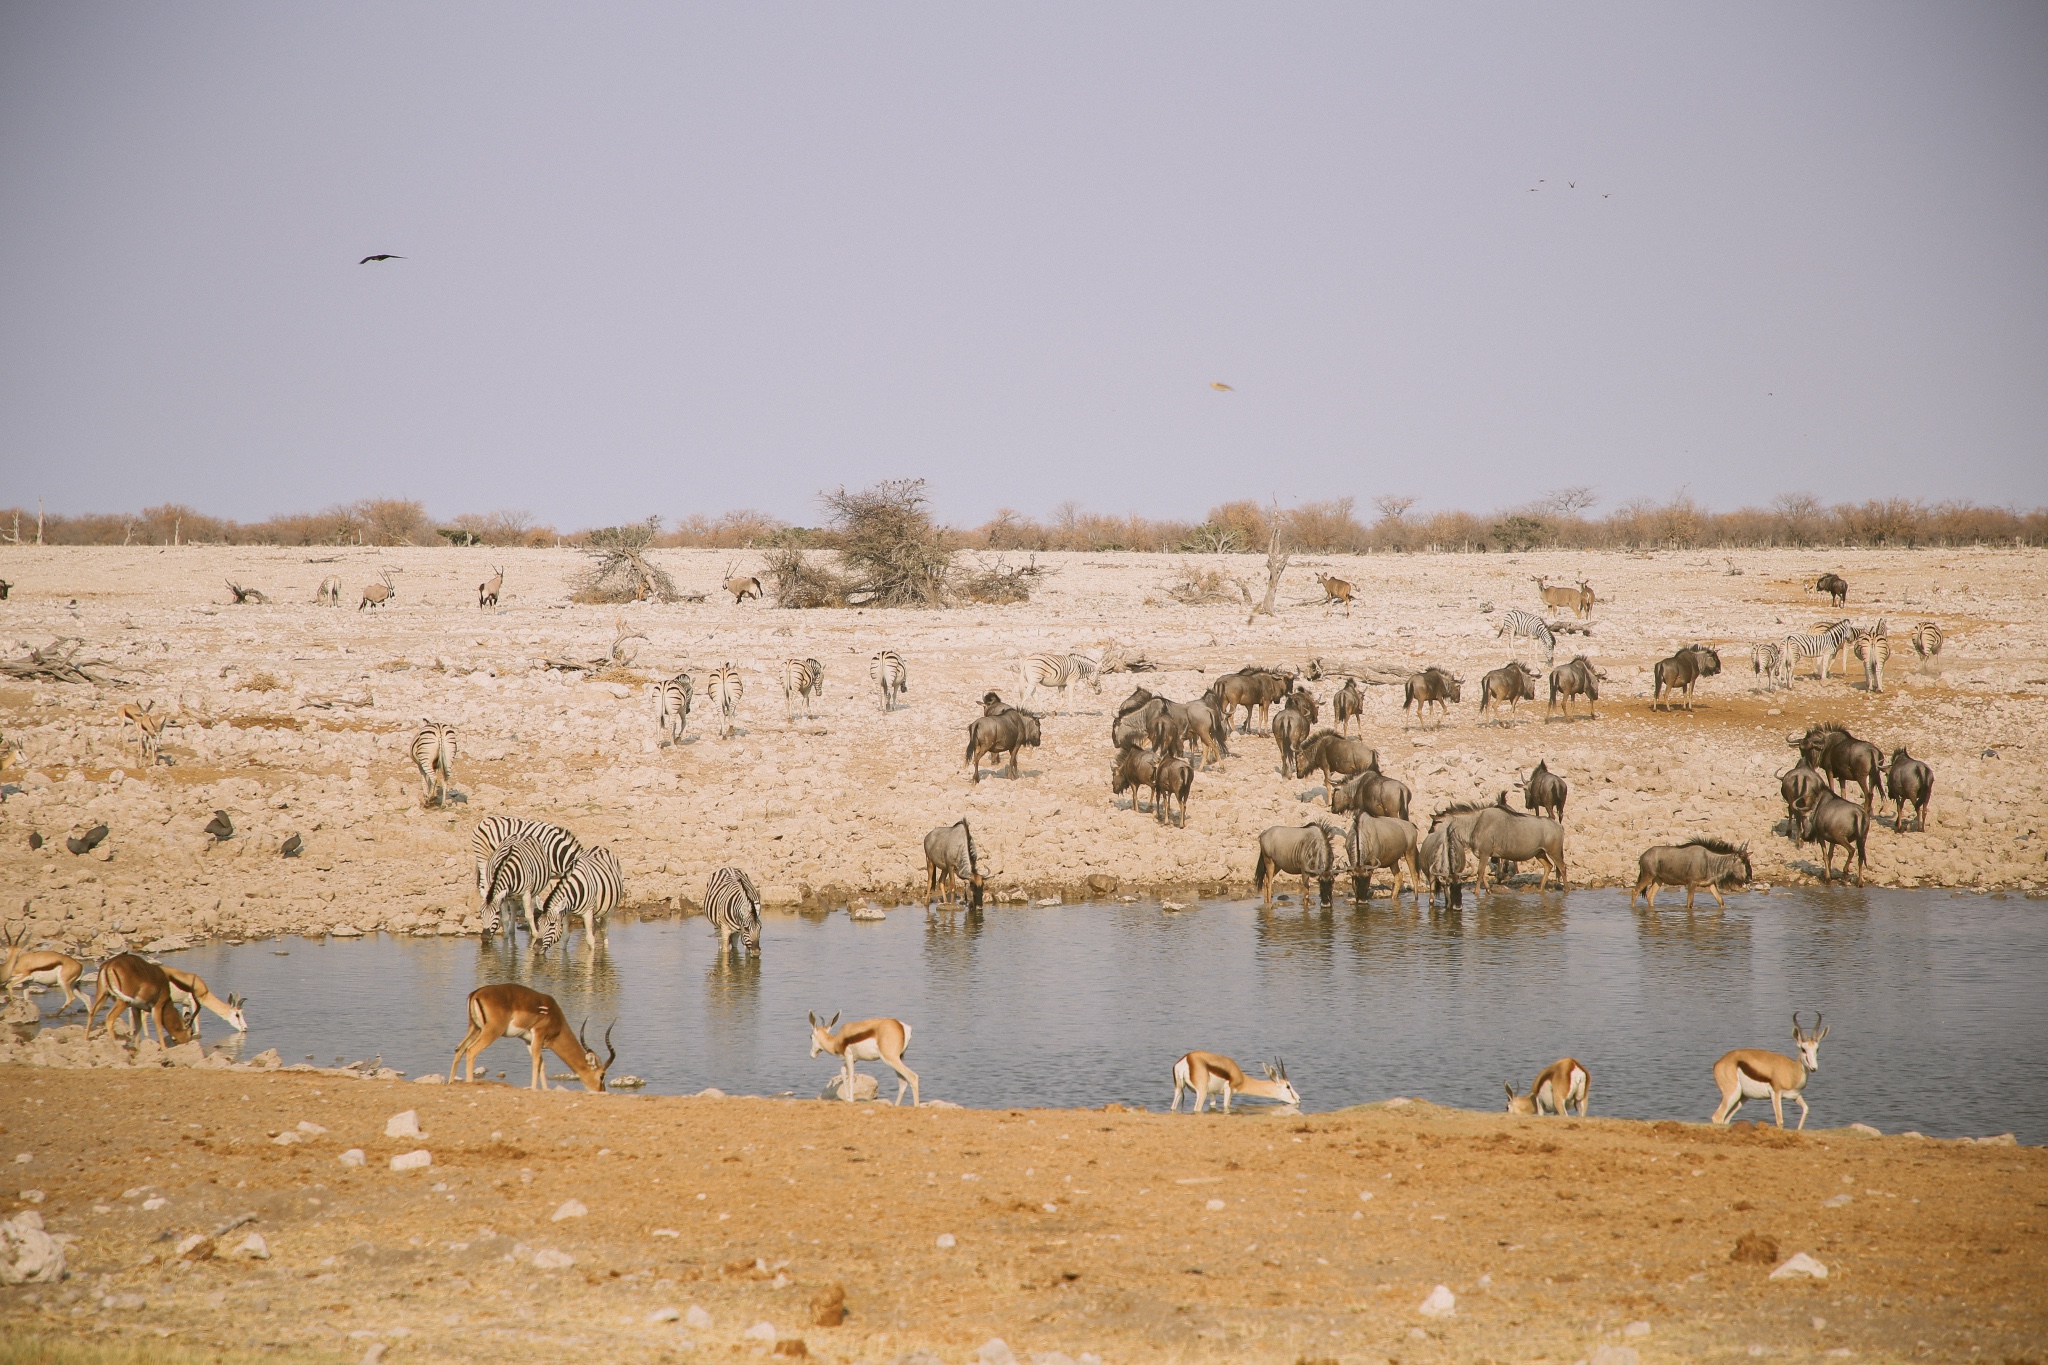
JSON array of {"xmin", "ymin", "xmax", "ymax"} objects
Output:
[
  {"xmin": 0, "ymin": 545, "xmax": 2044, "ymax": 953},
  {"xmin": 2, "ymin": 1065, "xmax": 2044, "ymax": 1364}
]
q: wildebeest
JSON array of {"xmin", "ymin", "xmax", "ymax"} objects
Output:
[
  {"xmin": 1271, "ymin": 705, "xmax": 1310, "ymax": 778},
  {"xmin": 1790, "ymin": 723, "xmax": 1883, "ymax": 810},
  {"xmin": 965, "ymin": 709, "xmax": 1041, "ymax": 782},
  {"xmin": 1814, "ymin": 572, "xmax": 1848, "ymax": 607},
  {"xmin": 1417, "ymin": 821, "xmax": 1467, "ymax": 908},
  {"xmin": 1779, "ymin": 758, "xmax": 1830, "ymax": 838},
  {"xmin": 1547, "ymin": 655, "xmax": 1603, "ymax": 720},
  {"xmin": 1631, "ymin": 838, "xmax": 1752, "ymax": 909},
  {"xmin": 1402, "ymin": 667, "xmax": 1462, "ymax": 729},
  {"xmin": 1800, "ymin": 791, "xmax": 1870, "ymax": 885},
  {"xmin": 1316, "ymin": 574, "xmax": 1353, "ymax": 613},
  {"xmin": 1346, "ymin": 813, "xmax": 1420, "ymax": 901},
  {"xmin": 724, "ymin": 574, "xmax": 763, "ymax": 604},
  {"xmin": 1333, "ymin": 677, "xmax": 1364, "ymax": 735},
  {"xmin": 1652, "ymin": 644, "xmax": 1722, "ymax": 712},
  {"xmin": 1152, "ymin": 753, "xmax": 1194, "ymax": 827},
  {"xmin": 479, "ymin": 566, "xmax": 504, "ymax": 608},
  {"xmin": 1521, "ymin": 760, "xmax": 1567, "ymax": 822},
  {"xmin": 1331, "ymin": 768, "xmax": 1410, "ymax": 822},
  {"xmin": 1253, "ymin": 822, "xmax": 1340, "ymax": 907},
  {"xmin": 1296, "ymin": 730, "xmax": 1379, "ymax": 802},
  {"xmin": 1465, "ymin": 804, "xmax": 1567, "ymax": 891},
  {"xmin": 1478, "ymin": 661, "xmax": 1538, "ymax": 723},
  {"xmin": 1150, "ymin": 697, "xmax": 1229, "ymax": 765},
  {"xmin": 923, "ymin": 819, "xmax": 986, "ymax": 910},
  {"xmin": 1112, "ymin": 687, "xmax": 1160, "ymax": 748},
  {"xmin": 1282, "ymin": 685, "xmax": 1319, "ymax": 726},
  {"xmin": 1886, "ymin": 747, "xmax": 1934, "ymax": 832},
  {"xmin": 1111, "ymin": 742, "xmax": 1161, "ymax": 812},
  {"xmin": 1206, "ymin": 668, "xmax": 1293, "ymax": 735}
]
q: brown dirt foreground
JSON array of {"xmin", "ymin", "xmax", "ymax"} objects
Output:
[{"xmin": 3, "ymin": 1069, "xmax": 2044, "ymax": 1365}]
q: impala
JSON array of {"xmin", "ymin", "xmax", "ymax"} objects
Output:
[
  {"xmin": 84, "ymin": 953, "xmax": 195, "ymax": 1046},
  {"xmin": 450, "ymin": 984, "xmax": 615, "ymax": 1091},
  {"xmin": 160, "ymin": 965, "xmax": 249, "ymax": 1033},
  {"xmin": 1504, "ymin": 1057, "xmax": 1590, "ymax": 1116},
  {"xmin": 808, "ymin": 1011, "xmax": 920, "ymax": 1106},
  {"xmin": 1711, "ymin": 1013, "xmax": 1827, "ymax": 1130},
  {"xmin": 1170, "ymin": 1052, "xmax": 1300, "ymax": 1114},
  {"xmin": 2, "ymin": 928, "xmax": 85, "ymax": 1013}
]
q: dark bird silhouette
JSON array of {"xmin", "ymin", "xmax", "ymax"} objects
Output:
[
  {"xmin": 358, "ymin": 254, "xmax": 405, "ymax": 264},
  {"xmin": 280, "ymin": 832, "xmax": 303, "ymax": 858},
  {"xmin": 67, "ymin": 823, "xmax": 108, "ymax": 856},
  {"xmin": 27, "ymin": 831, "xmax": 43, "ymax": 850},
  {"xmin": 1569, "ymin": 181, "xmax": 1576, "ymax": 189},
  {"xmin": 204, "ymin": 810, "xmax": 234, "ymax": 841}
]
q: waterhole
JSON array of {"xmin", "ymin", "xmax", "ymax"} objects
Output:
[{"xmin": 106, "ymin": 889, "xmax": 2048, "ymax": 1142}]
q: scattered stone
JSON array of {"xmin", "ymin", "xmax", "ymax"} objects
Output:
[
  {"xmin": 648, "ymin": 1307, "xmax": 681, "ymax": 1323},
  {"xmin": 234, "ymin": 1232, "xmax": 269, "ymax": 1260},
  {"xmin": 1969, "ymin": 1133, "xmax": 2018, "ymax": 1146},
  {"xmin": 811, "ymin": 1281, "xmax": 846, "ymax": 1326},
  {"xmin": 330, "ymin": 924, "xmax": 364, "ymax": 937},
  {"xmin": 977, "ymin": 1339, "xmax": 1018, "ymax": 1365},
  {"xmin": 773, "ymin": 1339, "xmax": 808, "ymax": 1358},
  {"xmin": 248, "ymin": 1049, "xmax": 282, "ymax": 1069},
  {"xmin": 385, "ymin": 1110, "xmax": 423, "ymax": 1139},
  {"xmin": 1590, "ymin": 1347, "xmax": 1641, "ymax": 1365},
  {"xmin": 297, "ymin": 1121, "xmax": 327, "ymax": 1135},
  {"xmin": 685, "ymin": 1306, "xmax": 713, "ymax": 1330},
  {"xmin": 743, "ymin": 1321, "xmax": 778, "ymax": 1343},
  {"xmin": 1204, "ymin": 1198, "xmax": 1225, "ymax": 1211},
  {"xmin": 1822, "ymin": 1193, "xmax": 1852, "ymax": 1208},
  {"xmin": 1624, "ymin": 1321, "xmax": 1651, "ymax": 1337},
  {"xmin": 361, "ymin": 1344, "xmax": 387, "ymax": 1365},
  {"xmin": 1770, "ymin": 1252, "xmax": 1829, "ymax": 1280},
  {"xmin": 141, "ymin": 1197, "xmax": 168, "ymax": 1211},
  {"xmin": 339, "ymin": 1149, "xmax": 367, "ymax": 1168},
  {"xmin": 821, "ymin": 1072, "xmax": 879, "ymax": 1102},
  {"xmin": 1847, "ymin": 1122, "xmax": 1881, "ymax": 1137},
  {"xmin": 1418, "ymin": 1284, "xmax": 1456, "ymax": 1317},
  {"xmin": 532, "ymin": 1248, "xmax": 575, "ymax": 1270},
  {"xmin": 693, "ymin": 1087, "xmax": 727, "ymax": 1099},
  {"xmin": 388, "ymin": 1150, "xmax": 431, "ymax": 1172},
  {"xmin": 935, "ymin": 1233, "xmax": 956, "ymax": 1249},
  {"xmin": 104, "ymin": 1293, "xmax": 147, "ymax": 1311},
  {"xmin": 551, "ymin": 1199, "xmax": 587, "ymax": 1222},
  {"xmin": 1731, "ymin": 1232, "xmax": 1779, "ymax": 1264},
  {"xmin": 0, "ymin": 1210, "xmax": 65, "ymax": 1285},
  {"xmin": 175, "ymin": 1233, "xmax": 215, "ymax": 1261},
  {"xmin": 609, "ymin": 1074, "xmax": 646, "ymax": 1089},
  {"xmin": 412, "ymin": 1074, "xmax": 444, "ymax": 1084},
  {"xmin": 271, "ymin": 1132, "xmax": 302, "ymax": 1146}
]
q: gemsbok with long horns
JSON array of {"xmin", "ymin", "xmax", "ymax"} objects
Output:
[
  {"xmin": 1711, "ymin": 1014, "xmax": 1827, "ymax": 1129},
  {"xmin": 1505, "ymin": 1057, "xmax": 1590, "ymax": 1117},
  {"xmin": 478, "ymin": 566, "xmax": 504, "ymax": 608},
  {"xmin": 1170, "ymin": 1052, "xmax": 1300, "ymax": 1114},
  {"xmin": 450, "ymin": 983, "xmax": 614, "ymax": 1091},
  {"xmin": 358, "ymin": 569, "xmax": 396, "ymax": 610},
  {"xmin": 809, "ymin": 1011, "xmax": 920, "ymax": 1106}
]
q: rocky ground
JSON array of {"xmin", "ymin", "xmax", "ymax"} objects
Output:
[
  {"xmin": 3, "ymin": 1064, "xmax": 2043, "ymax": 1364},
  {"xmin": 0, "ymin": 545, "xmax": 2043, "ymax": 957}
]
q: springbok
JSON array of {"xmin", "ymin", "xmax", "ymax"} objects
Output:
[
  {"xmin": 117, "ymin": 701, "xmax": 168, "ymax": 766},
  {"xmin": 1170, "ymin": 1052, "xmax": 1300, "ymax": 1114},
  {"xmin": 84, "ymin": 954, "xmax": 195, "ymax": 1047},
  {"xmin": 2, "ymin": 929, "xmax": 85, "ymax": 1013},
  {"xmin": 809, "ymin": 1011, "xmax": 920, "ymax": 1106},
  {"xmin": 1711, "ymin": 1013, "xmax": 1827, "ymax": 1129},
  {"xmin": 359, "ymin": 570, "xmax": 396, "ymax": 609},
  {"xmin": 161, "ymin": 965, "xmax": 249, "ymax": 1033},
  {"xmin": 449, "ymin": 984, "xmax": 614, "ymax": 1091},
  {"xmin": 1504, "ymin": 1057, "xmax": 1590, "ymax": 1116}
]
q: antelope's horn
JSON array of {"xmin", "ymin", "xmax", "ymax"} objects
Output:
[
  {"xmin": 603, "ymin": 1022, "xmax": 617, "ymax": 1068},
  {"xmin": 579, "ymin": 1018, "xmax": 592, "ymax": 1052}
]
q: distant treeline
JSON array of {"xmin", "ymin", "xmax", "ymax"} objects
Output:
[{"xmin": 3, "ymin": 489, "xmax": 2043, "ymax": 553}]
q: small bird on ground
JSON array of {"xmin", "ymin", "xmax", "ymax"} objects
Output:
[
  {"xmin": 280, "ymin": 832, "xmax": 303, "ymax": 858},
  {"xmin": 358, "ymin": 254, "xmax": 405, "ymax": 264},
  {"xmin": 204, "ymin": 810, "xmax": 234, "ymax": 841},
  {"xmin": 28, "ymin": 831, "xmax": 43, "ymax": 850},
  {"xmin": 1209, "ymin": 381, "xmax": 1234, "ymax": 392},
  {"xmin": 67, "ymin": 824, "xmax": 108, "ymax": 856}
]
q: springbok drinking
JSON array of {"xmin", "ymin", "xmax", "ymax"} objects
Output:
[{"xmin": 1170, "ymin": 1052, "xmax": 1300, "ymax": 1114}]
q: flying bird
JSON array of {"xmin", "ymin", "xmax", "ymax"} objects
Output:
[
  {"xmin": 358, "ymin": 254, "xmax": 405, "ymax": 264},
  {"xmin": 204, "ymin": 809, "xmax": 234, "ymax": 842},
  {"xmin": 1209, "ymin": 382, "xmax": 1235, "ymax": 392}
]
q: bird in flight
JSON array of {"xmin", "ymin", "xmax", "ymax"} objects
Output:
[
  {"xmin": 358, "ymin": 254, "xmax": 405, "ymax": 264},
  {"xmin": 1209, "ymin": 381, "xmax": 1235, "ymax": 392}
]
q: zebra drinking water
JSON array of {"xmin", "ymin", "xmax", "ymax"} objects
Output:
[
  {"xmin": 703, "ymin": 866, "xmax": 762, "ymax": 954},
  {"xmin": 1494, "ymin": 609, "xmax": 1556, "ymax": 665},
  {"xmin": 539, "ymin": 846, "xmax": 624, "ymax": 951},
  {"xmin": 470, "ymin": 817, "xmax": 581, "ymax": 913}
]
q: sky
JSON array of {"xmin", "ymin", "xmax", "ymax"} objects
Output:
[{"xmin": 2, "ymin": 3, "xmax": 2044, "ymax": 529}]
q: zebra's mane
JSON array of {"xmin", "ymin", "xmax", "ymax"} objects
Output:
[{"xmin": 1680, "ymin": 836, "xmax": 1744, "ymax": 855}]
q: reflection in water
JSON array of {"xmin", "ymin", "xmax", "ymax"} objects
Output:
[{"xmin": 110, "ymin": 890, "xmax": 2048, "ymax": 1143}]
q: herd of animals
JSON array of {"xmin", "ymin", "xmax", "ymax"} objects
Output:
[{"xmin": 5, "ymin": 565, "xmax": 1942, "ymax": 1129}]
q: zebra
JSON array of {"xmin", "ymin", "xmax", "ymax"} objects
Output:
[
  {"xmin": 1780, "ymin": 619, "xmax": 1855, "ymax": 683},
  {"xmin": 539, "ymin": 846, "xmax": 624, "ymax": 951},
  {"xmin": 485, "ymin": 832, "xmax": 566, "ymax": 940},
  {"xmin": 1495, "ymin": 609, "xmax": 1555, "ymax": 665},
  {"xmin": 1018, "ymin": 651, "xmax": 1094, "ymax": 710},
  {"xmin": 870, "ymin": 650, "xmax": 908, "ymax": 712},
  {"xmin": 470, "ymin": 817, "xmax": 580, "ymax": 924},
  {"xmin": 1750, "ymin": 641, "xmax": 1788, "ymax": 689},
  {"xmin": 703, "ymin": 866, "xmax": 762, "ymax": 954},
  {"xmin": 409, "ymin": 720, "xmax": 458, "ymax": 808},
  {"xmin": 1852, "ymin": 620, "xmax": 1891, "ymax": 693},
  {"xmin": 653, "ymin": 672, "xmax": 693, "ymax": 747},
  {"xmin": 782, "ymin": 658, "xmax": 825, "ymax": 720},
  {"xmin": 1909, "ymin": 620, "xmax": 1944, "ymax": 670},
  {"xmin": 706, "ymin": 664, "xmax": 743, "ymax": 738}
]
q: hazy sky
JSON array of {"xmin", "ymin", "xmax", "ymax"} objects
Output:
[{"xmin": 3, "ymin": 4, "xmax": 2044, "ymax": 529}]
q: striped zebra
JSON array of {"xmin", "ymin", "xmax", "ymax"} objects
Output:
[
  {"xmin": 1750, "ymin": 641, "xmax": 1788, "ymax": 689},
  {"xmin": 706, "ymin": 664, "xmax": 744, "ymax": 738},
  {"xmin": 1852, "ymin": 620, "xmax": 1891, "ymax": 693},
  {"xmin": 1495, "ymin": 609, "xmax": 1556, "ymax": 665},
  {"xmin": 703, "ymin": 866, "xmax": 762, "ymax": 954},
  {"xmin": 539, "ymin": 846, "xmax": 624, "ymax": 951},
  {"xmin": 652, "ymin": 672, "xmax": 693, "ymax": 747},
  {"xmin": 471, "ymin": 817, "xmax": 580, "ymax": 925},
  {"xmin": 1909, "ymin": 620, "xmax": 1944, "ymax": 669},
  {"xmin": 870, "ymin": 650, "xmax": 908, "ymax": 712},
  {"xmin": 782, "ymin": 658, "xmax": 825, "ymax": 720},
  {"xmin": 1017, "ymin": 651, "xmax": 1094, "ymax": 710},
  {"xmin": 1780, "ymin": 619, "xmax": 1855, "ymax": 683},
  {"xmin": 409, "ymin": 720, "xmax": 457, "ymax": 808}
]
